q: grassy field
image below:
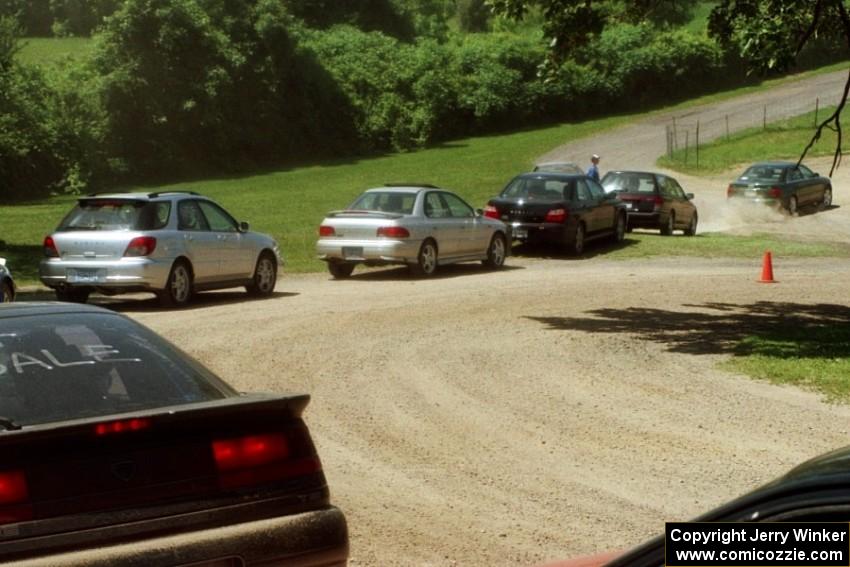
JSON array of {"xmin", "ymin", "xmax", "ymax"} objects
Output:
[
  {"xmin": 15, "ymin": 37, "xmax": 95, "ymax": 65},
  {"xmin": 658, "ymin": 106, "xmax": 839, "ymax": 174},
  {"xmin": 723, "ymin": 323, "xmax": 850, "ymax": 402}
]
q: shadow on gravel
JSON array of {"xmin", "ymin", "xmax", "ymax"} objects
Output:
[
  {"xmin": 511, "ymin": 237, "xmax": 638, "ymax": 260},
  {"xmin": 342, "ymin": 263, "xmax": 524, "ymax": 282},
  {"xmin": 526, "ymin": 301, "xmax": 850, "ymax": 357}
]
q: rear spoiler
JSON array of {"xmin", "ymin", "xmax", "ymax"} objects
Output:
[{"xmin": 326, "ymin": 209, "xmax": 404, "ymax": 219}]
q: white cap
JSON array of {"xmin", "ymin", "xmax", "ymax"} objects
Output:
[{"xmin": 592, "ymin": 154, "xmax": 600, "ymax": 160}]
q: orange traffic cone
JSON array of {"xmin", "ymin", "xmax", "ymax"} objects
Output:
[{"xmin": 758, "ymin": 251, "xmax": 777, "ymax": 283}]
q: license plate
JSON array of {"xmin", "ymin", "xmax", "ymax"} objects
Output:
[
  {"xmin": 67, "ymin": 268, "xmax": 105, "ymax": 284},
  {"xmin": 342, "ymin": 247, "xmax": 363, "ymax": 259},
  {"xmin": 513, "ymin": 228, "xmax": 528, "ymax": 239},
  {"xmin": 746, "ymin": 190, "xmax": 758, "ymax": 197},
  {"xmin": 624, "ymin": 202, "xmax": 633, "ymax": 210}
]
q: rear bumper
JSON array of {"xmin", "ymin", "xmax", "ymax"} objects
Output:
[
  {"xmin": 39, "ymin": 258, "xmax": 172, "ymax": 291},
  {"xmin": 508, "ymin": 222, "xmax": 568, "ymax": 243},
  {"xmin": 625, "ymin": 211, "xmax": 661, "ymax": 228},
  {"xmin": 6, "ymin": 506, "xmax": 348, "ymax": 567},
  {"xmin": 727, "ymin": 195, "xmax": 783, "ymax": 207},
  {"xmin": 316, "ymin": 238, "xmax": 421, "ymax": 264}
]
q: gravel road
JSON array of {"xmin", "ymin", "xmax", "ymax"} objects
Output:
[{"xmin": 96, "ymin": 69, "xmax": 850, "ymax": 566}]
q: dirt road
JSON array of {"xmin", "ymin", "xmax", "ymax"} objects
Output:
[{"xmin": 108, "ymin": 70, "xmax": 850, "ymax": 566}]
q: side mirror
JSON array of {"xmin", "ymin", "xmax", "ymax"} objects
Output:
[
  {"xmin": 686, "ymin": 193, "xmax": 694, "ymax": 200},
  {"xmin": 239, "ymin": 221, "xmax": 250, "ymax": 232},
  {"xmin": 475, "ymin": 208, "xmax": 483, "ymax": 216}
]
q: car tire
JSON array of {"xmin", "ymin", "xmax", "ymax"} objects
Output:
[
  {"xmin": 55, "ymin": 288, "xmax": 90, "ymax": 303},
  {"xmin": 684, "ymin": 213, "xmax": 698, "ymax": 236},
  {"xmin": 613, "ymin": 212, "xmax": 626, "ymax": 243},
  {"xmin": 787, "ymin": 195, "xmax": 798, "ymax": 216},
  {"xmin": 1, "ymin": 280, "xmax": 14, "ymax": 303},
  {"xmin": 328, "ymin": 262, "xmax": 355, "ymax": 279},
  {"xmin": 409, "ymin": 240, "xmax": 438, "ymax": 277},
  {"xmin": 820, "ymin": 187, "xmax": 832, "ymax": 211},
  {"xmin": 568, "ymin": 223, "xmax": 585, "ymax": 256},
  {"xmin": 159, "ymin": 260, "xmax": 193, "ymax": 307},
  {"xmin": 482, "ymin": 233, "xmax": 507, "ymax": 269},
  {"xmin": 660, "ymin": 212, "xmax": 675, "ymax": 236},
  {"xmin": 247, "ymin": 252, "xmax": 277, "ymax": 296}
]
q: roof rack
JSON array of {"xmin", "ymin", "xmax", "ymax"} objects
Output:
[
  {"xmin": 147, "ymin": 190, "xmax": 200, "ymax": 198},
  {"xmin": 383, "ymin": 183, "xmax": 439, "ymax": 188}
]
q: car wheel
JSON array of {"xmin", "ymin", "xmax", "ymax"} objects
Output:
[
  {"xmin": 328, "ymin": 262, "xmax": 355, "ymax": 279},
  {"xmin": 684, "ymin": 213, "xmax": 698, "ymax": 236},
  {"xmin": 1, "ymin": 280, "xmax": 13, "ymax": 303},
  {"xmin": 409, "ymin": 240, "xmax": 438, "ymax": 277},
  {"xmin": 613, "ymin": 212, "xmax": 626, "ymax": 243},
  {"xmin": 55, "ymin": 288, "xmax": 90, "ymax": 303},
  {"xmin": 820, "ymin": 187, "xmax": 833, "ymax": 210},
  {"xmin": 660, "ymin": 211, "xmax": 675, "ymax": 236},
  {"xmin": 482, "ymin": 233, "xmax": 507, "ymax": 269},
  {"xmin": 247, "ymin": 252, "xmax": 277, "ymax": 296},
  {"xmin": 787, "ymin": 195, "xmax": 798, "ymax": 216},
  {"xmin": 568, "ymin": 223, "xmax": 585, "ymax": 256},
  {"xmin": 159, "ymin": 260, "xmax": 193, "ymax": 307}
]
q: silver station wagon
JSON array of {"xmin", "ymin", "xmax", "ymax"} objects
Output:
[
  {"xmin": 40, "ymin": 191, "xmax": 282, "ymax": 306},
  {"xmin": 316, "ymin": 184, "xmax": 509, "ymax": 278}
]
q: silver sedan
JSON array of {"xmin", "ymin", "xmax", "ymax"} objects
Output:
[
  {"xmin": 39, "ymin": 191, "xmax": 282, "ymax": 306},
  {"xmin": 316, "ymin": 185, "xmax": 510, "ymax": 278}
]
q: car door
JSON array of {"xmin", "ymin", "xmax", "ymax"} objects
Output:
[
  {"xmin": 799, "ymin": 164, "xmax": 826, "ymax": 205},
  {"xmin": 664, "ymin": 176, "xmax": 693, "ymax": 226},
  {"xmin": 441, "ymin": 192, "xmax": 485, "ymax": 256},
  {"xmin": 573, "ymin": 179, "xmax": 596, "ymax": 233},
  {"xmin": 586, "ymin": 177, "xmax": 615, "ymax": 233},
  {"xmin": 786, "ymin": 166, "xmax": 812, "ymax": 206},
  {"xmin": 176, "ymin": 199, "xmax": 220, "ymax": 284},
  {"xmin": 423, "ymin": 192, "xmax": 460, "ymax": 258},
  {"xmin": 196, "ymin": 200, "xmax": 251, "ymax": 279}
]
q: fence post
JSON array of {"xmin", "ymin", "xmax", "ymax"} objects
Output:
[
  {"xmin": 673, "ymin": 117, "xmax": 678, "ymax": 151},
  {"xmin": 815, "ymin": 97, "xmax": 819, "ymax": 128},
  {"xmin": 665, "ymin": 125, "xmax": 671, "ymax": 158},
  {"xmin": 763, "ymin": 105, "xmax": 767, "ymax": 130},
  {"xmin": 725, "ymin": 115, "xmax": 729, "ymax": 140},
  {"xmin": 696, "ymin": 120, "xmax": 700, "ymax": 169},
  {"xmin": 685, "ymin": 130, "xmax": 689, "ymax": 164}
]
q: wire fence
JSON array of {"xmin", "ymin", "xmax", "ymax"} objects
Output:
[{"xmin": 664, "ymin": 93, "xmax": 842, "ymax": 167}]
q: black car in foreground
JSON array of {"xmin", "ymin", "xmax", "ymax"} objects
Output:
[
  {"xmin": 0, "ymin": 303, "xmax": 348, "ymax": 566},
  {"xmin": 548, "ymin": 445, "xmax": 850, "ymax": 566},
  {"xmin": 601, "ymin": 170, "xmax": 698, "ymax": 236},
  {"xmin": 484, "ymin": 173, "xmax": 627, "ymax": 255}
]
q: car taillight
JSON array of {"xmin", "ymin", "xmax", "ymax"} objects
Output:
[
  {"xmin": 545, "ymin": 208, "xmax": 567, "ymax": 223},
  {"xmin": 319, "ymin": 225, "xmax": 335, "ymax": 237},
  {"xmin": 43, "ymin": 236, "xmax": 59, "ymax": 258},
  {"xmin": 212, "ymin": 432, "xmax": 321, "ymax": 490},
  {"xmin": 0, "ymin": 470, "xmax": 31, "ymax": 525},
  {"xmin": 94, "ymin": 417, "xmax": 151, "ymax": 436},
  {"xmin": 653, "ymin": 195, "xmax": 664, "ymax": 209},
  {"xmin": 376, "ymin": 226, "xmax": 410, "ymax": 238},
  {"xmin": 727, "ymin": 185, "xmax": 735, "ymax": 198},
  {"xmin": 768, "ymin": 187, "xmax": 782, "ymax": 198},
  {"xmin": 123, "ymin": 236, "xmax": 156, "ymax": 257},
  {"xmin": 483, "ymin": 205, "xmax": 500, "ymax": 219}
]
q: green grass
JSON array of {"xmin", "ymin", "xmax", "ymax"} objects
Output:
[
  {"xmin": 723, "ymin": 324, "xmax": 850, "ymax": 401},
  {"xmin": 15, "ymin": 37, "xmax": 95, "ymax": 65},
  {"xmin": 601, "ymin": 231, "xmax": 850, "ymax": 260},
  {"xmin": 658, "ymin": 106, "xmax": 840, "ymax": 175}
]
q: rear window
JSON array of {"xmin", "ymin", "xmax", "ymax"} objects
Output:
[
  {"xmin": 0, "ymin": 313, "xmax": 234, "ymax": 426},
  {"xmin": 601, "ymin": 173, "xmax": 656, "ymax": 194},
  {"xmin": 501, "ymin": 177, "xmax": 573, "ymax": 201},
  {"xmin": 349, "ymin": 192, "xmax": 416, "ymax": 214},
  {"xmin": 58, "ymin": 200, "xmax": 171, "ymax": 231},
  {"xmin": 739, "ymin": 166, "xmax": 786, "ymax": 183},
  {"xmin": 533, "ymin": 163, "xmax": 584, "ymax": 174}
]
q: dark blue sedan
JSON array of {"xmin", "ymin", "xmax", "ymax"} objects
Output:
[{"xmin": 726, "ymin": 161, "xmax": 832, "ymax": 215}]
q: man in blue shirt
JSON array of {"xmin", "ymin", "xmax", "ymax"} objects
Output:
[{"xmin": 587, "ymin": 154, "xmax": 601, "ymax": 182}]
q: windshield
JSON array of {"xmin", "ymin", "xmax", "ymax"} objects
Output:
[
  {"xmin": 739, "ymin": 165, "xmax": 786, "ymax": 183},
  {"xmin": 58, "ymin": 200, "xmax": 171, "ymax": 231},
  {"xmin": 349, "ymin": 192, "xmax": 416, "ymax": 214},
  {"xmin": 601, "ymin": 172, "xmax": 656, "ymax": 194},
  {"xmin": 501, "ymin": 177, "xmax": 573, "ymax": 201},
  {"xmin": 0, "ymin": 313, "xmax": 234, "ymax": 426}
]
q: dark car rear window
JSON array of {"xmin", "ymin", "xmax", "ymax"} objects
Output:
[
  {"xmin": 0, "ymin": 313, "xmax": 234, "ymax": 426},
  {"xmin": 601, "ymin": 172, "xmax": 656, "ymax": 194},
  {"xmin": 502, "ymin": 177, "xmax": 574, "ymax": 201},
  {"xmin": 739, "ymin": 166, "xmax": 786, "ymax": 183},
  {"xmin": 58, "ymin": 200, "xmax": 171, "ymax": 231},
  {"xmin": 349, "ymin": 192, "xmax": 416, "ymax": 214}
]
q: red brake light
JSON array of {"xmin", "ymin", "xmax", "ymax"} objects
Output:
[
  {"xmin": 319, "ymin": 225, "xmax": 335, "ymax": 237},
  {"xmin": 545, "ymin": 208, "xmax": 567, "ymax": 223},
  {"xmin": 43, "ymin": 236, "xmax": 59, "ymax": 258},
  {"xmin": 0, "ymin": 470, "xmax": 31, "ymax": 525},
  {"xmin": 768, "ymin": 187, "xmax": 782, "ymax": 198},
  {"xmin": 212, "ymin": 432, "xmax": 321, "ymax": 490},
  {"xmin": 727, "ymin": 184, "xmax": 734, "ymax": 198},
  {"xmin": 483, "ymin": 205, "xmax": 500, "ymax": 219},
  {"xmin": 95, "ymin": 418, "xmax": 151, "ymax": 436},
  {"xmin": 376, "ymin": 226, "xmax": 410, "ymax": 238},
  {"xmin": 123, "ymin": 236, "xmax": 156, "ymax": 257}
]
